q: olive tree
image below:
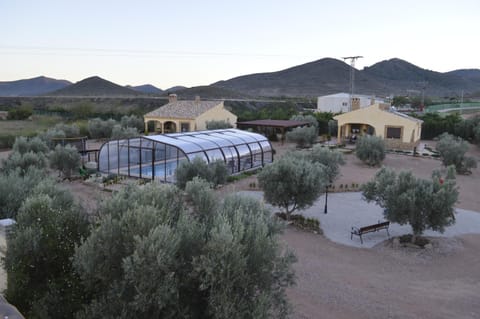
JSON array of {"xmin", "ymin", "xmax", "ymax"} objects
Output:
[
  {"xmin": 175, "ymin": 157, "xmax": 228, "ymax": 189},
  {"xmin": 88, "ymin": 118, "xmax": 117, "ymax": 139},
  {"xmin": 110, "ymin": 124, "xmax": 140, "ymax": 139},
  {"xmin": 258, "ymin": 155, "xmax": 328, "ymax": 220},
  {"xmin": 206, "ymin": 119, "xmax": 233, "ymax": 130},
  {"xmin": 120, "ymin": 114, "xmax": 144, "ymax": 132},
  {"xmin": 436, "ymin": 132, "xmax": 477, "ymax": 174},
  {"xmin": 4, "ymin": 182, "xmax": 90, "ymax": 318},
  {"xmin": 286, "ymin": 126, "xmax": 317, "ymax": 148},
  {"xmin": 74, "ymin": 182, "xmax": 295, "ymax": 318},
  {"xmin": 362, "ymin": 166, "xmax": 458, "ymax": 241},
  {"xmin": 0, "ymin": 168, "xmax": 46, "ymax": 219},
  {"xmin": 308, "ymin": 145, "xmax": 345, "ymax": 183},
  {"xmin": 49, "ymin": 144, "xmax": 81, "ymax": 178},
  {"xmin": 355, "ymin": 135, "xmax": 385, "ymax": 166}
]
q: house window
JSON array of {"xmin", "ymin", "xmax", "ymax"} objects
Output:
[
  {"xmin": 386, "ymin": 127, "xmax": 402, "ymax": 139},
  {"xmin": 181, "ymin": 123, "xmax": 190, "ymax": 132}
]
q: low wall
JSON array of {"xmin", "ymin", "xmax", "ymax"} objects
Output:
[{"xmin": 385, "ymin": 139, "xmax": 420, "ymax": 151}]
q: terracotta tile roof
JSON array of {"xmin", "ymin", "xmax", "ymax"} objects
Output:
[{"xmin": 145, "ymin": 100, "xmax": 221, "ymax": 119}]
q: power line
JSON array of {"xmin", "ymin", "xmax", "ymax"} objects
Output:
[{"xmin": 0, "ymin": 45, "xmax": 319, "ymax": 59}]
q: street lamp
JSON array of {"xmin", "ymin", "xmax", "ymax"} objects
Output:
[{"xmin": 324, "ymin": 182, "xmax": 331, "ymax": 214}]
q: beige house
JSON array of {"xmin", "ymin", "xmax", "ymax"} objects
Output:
[
  {"xmin": 144, "ymin": 94, "xmax": 237, "ymax": 133},
  {"xmin": 334, "ymin": 104, "xmax": 423, "ymax": 150}
]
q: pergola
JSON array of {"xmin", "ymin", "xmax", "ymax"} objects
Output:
[{"xmin": 236, "ymin": 119, "xmax": 312, "ymax": 142}]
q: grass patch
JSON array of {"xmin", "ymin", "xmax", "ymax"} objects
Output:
[{"xmin": 0, "ymin": 116, "xmax": 61, "ymax": 136}]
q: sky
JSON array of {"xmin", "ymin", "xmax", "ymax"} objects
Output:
[{"xmin": 1, "ymin": 0, "xmax": 479, "ymax": 89}]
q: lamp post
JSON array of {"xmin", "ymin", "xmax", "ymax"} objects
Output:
[{"xmin": 324, "ymin": 183, "xmax": 330, "ymax": 214}]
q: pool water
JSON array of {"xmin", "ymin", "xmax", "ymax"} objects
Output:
[{"xmin": 129, "ymin": 162, "xmax": 177, "ymax": 177}]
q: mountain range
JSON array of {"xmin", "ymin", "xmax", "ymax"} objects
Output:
[
  {"xmin": 212, "ymin": 58, "xmax": 480, "ymax": 97},
  {"xmin": 1, "ymin": 58, "xmax": 479, "ymax": 98}
]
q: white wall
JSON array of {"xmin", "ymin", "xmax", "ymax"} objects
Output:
[{"xmin": 317, "ymin": 93, "xmax": 385, "ymax": 113}]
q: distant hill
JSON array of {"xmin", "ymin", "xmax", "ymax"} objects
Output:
[
  {"xmin": 0, "ymin": 76, "xmax": 71, "ymax": 96},
  {"xmin": 362, "ymin": 58, "xmax": 479, "ymax": 96},
  {"xmin": 127, "ymin": 84, "xmax": 163, "ymax": 95},
  {"xmin": 168, "ymin": 85, "xmax": 250, "ymax": 100},
  {"xmin": 212, "ymin": 58, "xmax": 382, "ymax": 97},
  {"xmin": 165, "ymin": 86, "xmax": 187, "ymax": 93},
  {"xmin": 213, "ymin": 58, "xmax": 480, "ymax": 97},
  {"xmin": 49, "ymin": 76, "xmax": 142, "ymax": 97}
]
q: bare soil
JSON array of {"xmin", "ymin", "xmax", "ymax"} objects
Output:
[{"xmin": 217, "ymin": 141, "xmax": 480, "ymax": 318}]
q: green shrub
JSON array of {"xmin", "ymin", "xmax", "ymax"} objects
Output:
[
  {"xmin": 355, "ymin": 135, "xmax": 386, "ymax": 166},
  {"xmin": 5, "ymin": 186, "xmax": 90, "ymax": 318},
  {"xmin": 88, "ymin": 118, "xmax": 117, "ymax": 139},
  {"xmin": 49, "ymin": 144, "xmax": 81, "ymax": 179},
  {"xmin": 206, "ymin": 120, "xmax": 233, "ymax": 130},
  {"xmin": 120, "ymin": 115, "xmax": 144, "ymax": 132},
  {"xmin": 286, "ymin": 126, "xmax": 317, "ymax": 148},
  {"xmin": 111, "ymin": 124, "xmax": 140, "ymax": 139},
  {"xmin": 0, "ymin": 135, "xmax": 16, "ymax": 149},
  {"xmin": 7, "ymin": 103, "xmax": 33, "ymax": 120},
  {"xmin": 175, "ymin": 157, "xmax": 228, "ymax": 189},
  {"xmin": 436, "ymin": 133, "xmax": 477, "ymax": 174}
]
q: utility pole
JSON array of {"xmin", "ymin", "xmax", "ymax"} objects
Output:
[{"xmin": 342, "ymin": 56, "xmax": 363, "ymax": 111}]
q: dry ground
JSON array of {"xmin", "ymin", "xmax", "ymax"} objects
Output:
[
  {"xmin": 219, "ymin": 141, "xmax": 480, "ymax": 319},
  {"xmin": 1, "ymin": 140, "xmax": 480, "ymax": 318}
]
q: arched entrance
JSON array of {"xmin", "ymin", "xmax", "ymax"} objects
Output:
[
  {"xmin": 163, "ymin": 121, "xmax": 177, "ymax": 133},
  {"xmin": 145, "ymin": 120, "xmax": 163, "ymax": 134},
  {"xmin": 339, "ymin": 123, "xmax": 376, "ymax": 143}
]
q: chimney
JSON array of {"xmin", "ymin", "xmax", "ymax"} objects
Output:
[
  {"xmin": 168, "ymin": 93, "xmax": 177, "ymax": 103},
  {"xmin": 351, "ymin": 97, "xmax": 360, "ymax": 110},
  {"xmin": 195, "ymin": 95, "xmax": 201, "ymax": 103}
]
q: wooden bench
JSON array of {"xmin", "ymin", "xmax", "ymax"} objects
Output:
[{"xmin": 351, "ymin": 221, "xmax": 390, "ymax": 244}]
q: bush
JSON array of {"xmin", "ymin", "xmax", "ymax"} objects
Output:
[
  {"xmin": 355, "ymin": 135, "xmax": 386, "ymax": 166},
  {"xmin": 362, "ymin": 166, "xmax": 458, "ymax": 240},
  {"xmin": 0, "ymin": 134, "xmax": 16, "ymax": 149},
  {"xmin": 258, "ymin": 155, "xmax": 328, "ymax": 220},
  {"xmin": 206, "ymin": 119, "xmax": 233, "ymax": 130},
  {"xmin": 53, "ymin": 123, "xmax": 80, "ymax": 138},
  {"xmin": 74, "ymin": 183, "xmax": 295, "ymax": 318},
  {"xmin": 286, "ymin": 126, "xmax": 317, "ymax": 148},
  {"xmin": 175, "ymin": 157, "xmax": 228, "ymax": 189},
  {"xmin": 12, "ymin": 136, "xmax": 49, "ymax": 155},
  {"xmin": 88, "ymin": 118, "xmax": 117, "ymax": 139},
  {"xmin": 436, "ymin": 133, "xmax": 477, "ymax": 174},
  {"xmin": 49, "ymin": 144, "xmax": 81, "ymax": 179},
  {"xmin": 111, "ymin": 124, "xmax": 140, "ymax": 139},
  {"xmin": 120, "ymin": 115, "xmax": 144, "ymax": 132},
  {"xmin": 7, "ymin": 103, "xmax": 33, "ymax": 120},
  {"xmin": 2, "ymin": 151, "xmax": 48, "ymax": 174},
  {"xmin": 0, "ymin": 168, "xmax": 46, "ymax": 219},
  {"xmin": 277, "ymin": 213, "xmax": 321, "ymax": 233},
  {"xmin": 5, "ymin": 185, "xmax": 90, "ymax": 318}
]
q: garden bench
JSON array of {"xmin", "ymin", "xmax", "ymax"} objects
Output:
[{"xmin": 351, "ymin": 221, "xmax": 390, "ymax": 244}]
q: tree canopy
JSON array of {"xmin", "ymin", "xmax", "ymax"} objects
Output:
[
  {"xmin": 355, "ymin": 135, "xmax": 385, "ymax": 166},
  {"xmin": 362, "ymin": 166, "xmax": 458, "ymax": 238},
  {"xmin": 436, "ymin": 133, "xmax": 477, "ymax": 174},
  {"xmin": 258, "ymin": 155, "xmax": 327, "ymax": 219},
  {"xmin": 74, "ymin": 182, "xmax": 296, "ymax": 318}
]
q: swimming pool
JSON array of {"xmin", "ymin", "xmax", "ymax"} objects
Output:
[{"xmin": 129, "ymin": 161, "xmax": 177, "ymax": 178}]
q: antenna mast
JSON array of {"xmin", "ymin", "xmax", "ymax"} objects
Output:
[{"xmin": 342, "ymin": 56, "xmax": 363, "ymax": 111}]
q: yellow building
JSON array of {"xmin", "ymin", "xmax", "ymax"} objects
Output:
[
  {"xmin": 334, "ymin": 104, "xmax": 423, "ymax": 150},
  {"xmin": 144, "ymin": 94, "xmax": 237, "ymax": 133}
]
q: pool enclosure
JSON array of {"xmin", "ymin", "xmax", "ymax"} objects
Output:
[{"xmin": 98, "ymin": 129, "xmax": 273, "ymax": 182}]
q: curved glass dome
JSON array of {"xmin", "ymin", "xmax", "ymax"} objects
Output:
[{"xmin": 98, "ymin": 129, "xmax": 273, "ymax": 183}]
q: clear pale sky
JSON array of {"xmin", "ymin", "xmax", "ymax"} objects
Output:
[{"xmin": 1, "ymin": 0, "xmax": 478, "ymax": 89}]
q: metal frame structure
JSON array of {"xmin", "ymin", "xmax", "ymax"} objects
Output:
[{"xmin": 98, "ymin": 129, "xmax": 273, "ymax": 182}]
